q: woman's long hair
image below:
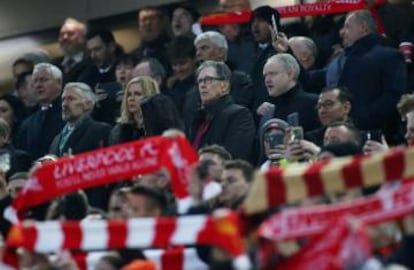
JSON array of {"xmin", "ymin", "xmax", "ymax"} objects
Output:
[{"xmin": 118, "ymin": 76, "xmax": 160, "ymax": 124}]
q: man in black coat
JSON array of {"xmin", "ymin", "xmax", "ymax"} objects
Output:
[
  {"xmin": 183, "ymin": 31, "xmax": 255, "ymax": 130},
  {"xmin": 260, "ymin": 53, "xmax": 320, "ymax": 133},
  {"xmin": 56, "ymin": 17, "xmax": 93, "ymax": 84},
  {"xmin": 16, "ymin": 63, "xmax": 65, "ymax": 159},
  {"xmin": 187, "ymin": 61, "xmax": 255, "ymax": 161},
  {"xmin": 326, "ymin": 10, "xmax": 406, "ymax": 144},
  {"xmin": 49, "ymin": 82, "xmax": 111, "ymax": 209}
]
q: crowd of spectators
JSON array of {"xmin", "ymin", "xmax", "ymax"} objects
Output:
[{"xmin": 1, "ymin": 0, "xmax": 414, "ymax": 269}]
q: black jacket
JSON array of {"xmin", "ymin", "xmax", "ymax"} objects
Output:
[
  {"xmin": 187, "ymin": 95, "xmax": 255, "ymax": 161},
  {"xmin": 49, "ymin": 115, "xmax": 111, "ymax": 156},
  {"xmin": 327, "ymin": 34, "xmax": 406, "ymax": 144},
  {"xmin": 16, "ymin": 97, "xmax": 65, "ymax": 159},
  {"xmin": 262, "ymin": 84, "xmax": 320, "ymax": 133}
]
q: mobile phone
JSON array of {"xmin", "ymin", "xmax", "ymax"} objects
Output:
[
  {"xmin": 267, "ymin": 133, "xmax": 284, "ymax": 149},
  {"xmin": 272, "ymin": 14, "xmax": 279, "ymax": 35},
  {"xmin": 361, "ymin": 130, "xmax": 382, "ymax": 143},
  {"xmin": 290, "ymin": 126, "xmax": 304, "ymax": 142}
]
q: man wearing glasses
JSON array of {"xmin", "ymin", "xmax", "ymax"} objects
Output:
[
  {"xmin": 306, "ymin": 86, "xmax": 352, "ymax": 146},
  {"xmin": 187, "ymin": 61, "xmax": 255, "ymax": 161}
]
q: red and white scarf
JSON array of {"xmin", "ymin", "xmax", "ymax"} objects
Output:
[{"xmin": 7, "ymin": 135, "xmax": 197, "ymax": 221}]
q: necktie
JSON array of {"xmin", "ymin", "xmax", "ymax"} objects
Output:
[{"xmin": 58, "ymin": 126, "xmax": 73, "ymax": 155}]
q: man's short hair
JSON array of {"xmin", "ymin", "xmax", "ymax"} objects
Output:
[
  {"xmin": 196, "ymin": 60, "xmax": 232, "ymax": 82},
  {"xmin": 326, "ymin": 121, "xmax": 361, "ymax": 146},
  {"xmin": 350, "ymin": 10, "xmax": 377, "ymax": 33},
  {"xmin": 320, "ymin": 86, "xmax": 352, "ymax": 104},
  {"xmin": 64, "ymin": 82, "xmax": 96, "ymax": 106},
  {"xmin": 266, "ymin": 53, "xmax": 300, "ymax": 81},
  {"xmin": 194, "ymin": 31, "xmax": 228, "ymax": 51},
  {"xmin": 33, "ymin": 63, "xmax": 62, "ymax": 81},
  {"xmin": 223, "ymin": 159, "xmax": 254, "ymax": 182},
  {"xmin": 289, "ymin": 36, "xmax": 318, "ymax": 59},
  {"xmin": 128, "ymin": 185, "xmax": 167, "ymax": 213},
  {"xmin": 87, "ymin": 28, "xmax": 116, "ymax": 45},
  {"xmin": 140, "ymin": 57, "xmax": 167, "ymax": 81},
  {"xmin": 199, "ymin": 144, "xmax": 232, "ymax": 161},
  {"xmin": 115, "ymin": 54, "xmax": 139, "ymax": 68}
]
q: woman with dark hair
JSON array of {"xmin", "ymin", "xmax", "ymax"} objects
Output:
[
  {"xmin": 109, "ymin": 76, "xmax": 183, "ymax": 145},
  {"xmin": 0, "ymin": 95, "xmax": 25, "ymax": 144}
]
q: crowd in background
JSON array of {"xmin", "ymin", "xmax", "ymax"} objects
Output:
[{"xmin": 1, "ymin": 0, "xmax": 414, "ymax": 269}]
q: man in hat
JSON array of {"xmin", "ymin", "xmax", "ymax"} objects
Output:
[{"xmin": 258, "ymin": 118, "xmax": 290, "ymax": 170}]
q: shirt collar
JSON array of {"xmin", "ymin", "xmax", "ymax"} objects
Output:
[
  {"xmin": 41, "ymin": 104, "xmax": 53, "ymax": 111},
  {"xmin": 99, "ymin": 65, "xmax": 112, "ymax": 74},
  {"xmin": 62, "ymin": 52, "xmax": 84, "ymax": 65}
]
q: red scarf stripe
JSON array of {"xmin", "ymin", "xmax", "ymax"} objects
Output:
[
  {"xmin": 107, "ymin": 220, "xmax": 127, "ymax": 249},
  {"xmin": 341, "ymin": 155, "xmax": 365, "ymax": 189},
  {"xmin": 266, "ymin": 168, "xmax": 287, "ymax": 209},
  {"xmin": 153, "ymin": 217, "xmax": 177, "ymax": 247},
  {"xmin": 24, "ymin": 225, "xmax": 38, "ymax": 251},
  {"xmin": 383, "ymin": 149, "xmax": 405, "ymax": 181},
  {"xmin": 303, "ymin": 160, "xmax": 331, "ymax": 197},
  {"xmin": 62, "ymin": 222, "xmax": 82, "ymax": 250}
]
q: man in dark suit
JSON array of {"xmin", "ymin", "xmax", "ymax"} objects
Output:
[
  {"xmin": 49, "ymin": 82, "xmax": 111, "ymax": 210},
  {"xmin": 79, "ymin": 29, "xmax": 119, "ymax": 88},
  {"xmin": 187, "ymin": 61, "xmax": 255, "ymax": 161},
  {"xmin": 49, "ymin": 82, "xmax": 111, "ymax": 157},
  {"xmin": 57, "ymin": 17, "xmax": 92, "ymax": 84},
  {"xmin": 16, "ymin": 63, "xmax": 65, "ymax": 159}
]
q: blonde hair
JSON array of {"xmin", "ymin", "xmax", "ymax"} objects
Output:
[{"xmin": 119, "ymin": 76, "xmax": 160, "ymax": 124}]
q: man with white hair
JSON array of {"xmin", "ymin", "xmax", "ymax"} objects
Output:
[
  {"xmin": 182, "ymin": 31, "xmax": 254, "ymax": 130},
  {"xmin": 260, "ymin": 53, "xmax": 320, "ymax": 132},
  {"xmin": 288, "ymin": 36, "xmax": 318, "ymax": 70},
  {"xmin": 49, "ymin": 82, "xmax": 111, "ymax": 157},
  {"xmin": 193, "ymin": 31, "xmax": 254, "ymax": 109},
  {"xmin": 16, "ymin": 63, "xmax": 65, "ymax": 159}
]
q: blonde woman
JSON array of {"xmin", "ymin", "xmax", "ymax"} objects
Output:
[{"xmin": 108, "ymin": 76, "xmax": 183, "ymax": 145}]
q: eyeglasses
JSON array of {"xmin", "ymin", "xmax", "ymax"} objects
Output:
[
  {"xmin": 316, "ymin": 100, "xmax": 337, "ymax": 110},
  {"xmin": 197, "ymin": 76, "xmax": 225, "ymax": 85}
]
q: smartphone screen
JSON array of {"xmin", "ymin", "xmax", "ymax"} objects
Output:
[
  {"xmin": 290, "ymin": 126, "xmax": 304, "ymax": 142},
  {"xmin": 267, "ymin": 133, "xmax": 284, "ymax": 149},
  {"xmin": 361, "ymin": 130, "xmax": 383, "ymax": 144},
  {"xmin": 272, "ymin": 14, "xmax": 279, "ymax": 35}
]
